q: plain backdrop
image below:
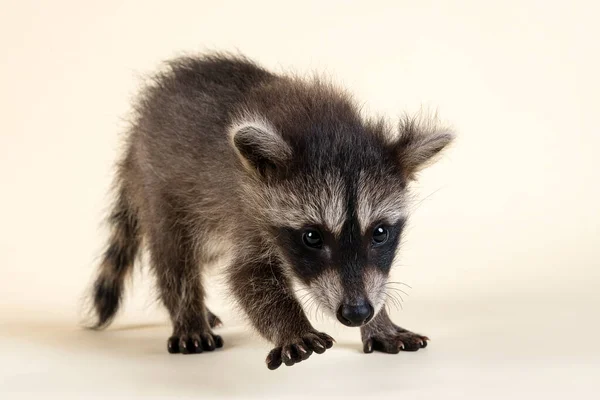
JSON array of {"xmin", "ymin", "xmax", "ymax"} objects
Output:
[{"xmin": 1, "ymin": 1, "xmax": 599, "ymax": 399}]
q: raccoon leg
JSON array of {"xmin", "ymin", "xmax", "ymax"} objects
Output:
[
  {"xmin": 146, "ymin": 210, "xmax": 223, "ymax": 355},
  {"xmin": 361, "ymin": 308, "xmax": 429, "ymax": 353},
  {"xmin": 229, "ymin": 256, "xmax": 334, "ymax": 370}
]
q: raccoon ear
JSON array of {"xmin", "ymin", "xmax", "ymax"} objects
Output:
[
  {"xmin": 394, "ymin": 115, "xmax": 455, "ymax": 180},
  {"xmin": 230, "ymin": 118, "xmax": 292, "ymax": 176}
]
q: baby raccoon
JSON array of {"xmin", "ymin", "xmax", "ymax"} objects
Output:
[{"xmin": 88, "ymin": 53, "xmax": 454, "ymax": 370}]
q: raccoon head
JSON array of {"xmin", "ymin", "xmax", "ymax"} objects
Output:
[{"xmin": 230, "ymin": 112, "xmax": 453, "ymax": 327}]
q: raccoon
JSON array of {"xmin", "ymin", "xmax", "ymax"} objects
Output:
[{"xmin": 88, "ymin": 53, "xmax": 454, "ymax": 370}]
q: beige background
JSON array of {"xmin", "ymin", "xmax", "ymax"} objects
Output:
[{"xmin": 1, "ymin": 0, "xmax": 599, "ymax": 398}]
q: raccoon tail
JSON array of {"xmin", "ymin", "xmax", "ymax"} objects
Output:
[{"xmin": 90, "ymin": 187, "xmax": 141, "ymax": 329}]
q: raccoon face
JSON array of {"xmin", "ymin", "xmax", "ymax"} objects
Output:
[
  {"xmin": 267, "ymin": 169, "xmax": 409, "ymax": 327},
  {"xmin": 230, "ymin": 113, "xmax": 453, "ymax": 327},
  {"xmin": 276, "ymin": 217, "xmax": 407, "ymax": 327}
]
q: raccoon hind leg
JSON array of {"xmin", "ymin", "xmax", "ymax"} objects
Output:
[{"xmin": 145, "ymin": 203, "xmax": 223, "ymax": 355}]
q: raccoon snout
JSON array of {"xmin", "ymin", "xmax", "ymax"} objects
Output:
[{"xmin": 336, "ymin": 300, "xmax": 374, "ymax": 327}]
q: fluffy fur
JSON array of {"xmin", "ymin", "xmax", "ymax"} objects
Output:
[{"xmin": 87, "ymin": 53, "xmax": 454, "ymax": 369}]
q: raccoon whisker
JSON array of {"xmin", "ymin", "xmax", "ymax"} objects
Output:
[
  {"xmin": 393, "ymin": 293, "xmax": 405, "ymax": 310},
  {"xmin": 298, "ymin": 297, "xmax": 310, "ymax": 305},
  {"xmin": 390, "ymin": 288, "xmax": 405, "ymax": 302},
  {"xmin": 410, "ymin": 187, "xmax": 444, "ymax": 213},
  {"xmin": 302, "ymin": 299, "xmax": 316, "ymax": 313},
  {"xmin": 304, "ymin": 294, "xmax": 318, "ymax": 315},
  {"xmin": 385, "ymin": 281, "xmax": 413, "ymax": 289},
  {"xmin": 388, "ymin": 291, "xmax": 404, "ymax": 304},
  {"xmin": 299, "ymin": 299, "xmax": 314, "ymax": 310},
  {"xmin": 396, "ymin": 299, "xmax": 404, "ymax": 311},
  {"xmin": 388, "ymin": 290, "xmax": 404, "ymax": 310},
  {"xmin": 297, "ymin": 292, "xmax": 313, "ymax": 302},
  {"xmin": 385, "ymin": 287, "xmax": 407, "ymax": 301},
  {"xmin": 294, "ymin": 291, "xmax": 313, "ymax": 302},
  {"xmin": 299, "ymin": 297, "xmax": 311, "ymax": 309},
  {"xmin": 310, "ymin": 300, "xmax": 319, "ymax": 321},
  {"xmin": 299, "ymin": 292, "xmax": 316, "ymax": 309},
  {"xmin": 314, "ymin": 302, "xmax": 322, "ymax": 322},
  {"xmin": 302, "ymin": 297, "xmax": 312, "ymax": 315},
  {"xmin": 384, "ymin": 292, "xmax": 401, "ymax": 310},
  {"xmin": 384, "ymin": 293, "xmax": 401, "ymax": 311}
]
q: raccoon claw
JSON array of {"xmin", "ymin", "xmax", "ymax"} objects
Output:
[
  {"xmin": 363, "ymin": 330, "xmax": 428, "ymax": 354},
  {"xmin": 266, "ymin": 331, "xmax": 334, "ymax": 370},
  {"xmin": 207, "ymin": 310, "xmax": 223, "ymax": 329},
  {"xmin": 167, "ymin": 331, "xmax": 223, "ymax": 354}
]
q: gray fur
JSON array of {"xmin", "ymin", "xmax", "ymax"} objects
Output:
[{"xmin": 86, "ymin": 53, "xmax": 454, "ymax": 369}]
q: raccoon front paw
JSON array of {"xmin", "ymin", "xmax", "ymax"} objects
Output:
[
  {"xmin": 363, "ymin": 330, "xmax": 428, "ymax": 353},
  {"xmin": 167, "ymin": 331, "xmax": 224, "ymax": 354},
  {"xmin": 266, "ymin": 331, "xmax": 335, "ymax": 370}
]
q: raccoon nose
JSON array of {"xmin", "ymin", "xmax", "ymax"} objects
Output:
[{"xmin": 337, "ymin": 301, "xmax": 374, "ymax": 327}]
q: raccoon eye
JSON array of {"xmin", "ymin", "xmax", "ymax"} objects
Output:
[
  {"xmin": 302, "ymin": 229, "xmax": 323, "ymax": 249},
  {"xmin": 372, "ymin": 226, "xmax": 389, "ymax": 246}
]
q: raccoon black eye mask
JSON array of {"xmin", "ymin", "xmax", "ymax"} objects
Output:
[{"xmin": 86, "ymin": 53, "xmax": 454, "ymax": 370}]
